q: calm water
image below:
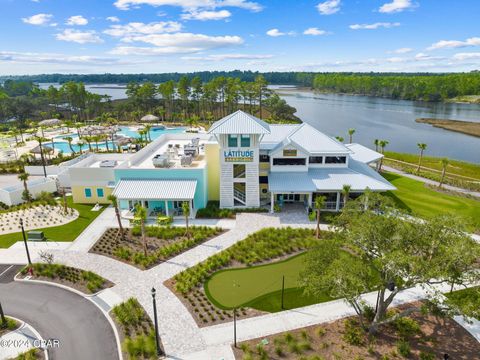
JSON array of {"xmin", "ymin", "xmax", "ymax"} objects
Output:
[
  {"xmin": 39, "ymin": 83, "xmax": 480, "ymax": 163},
  {"xmin": 278, "ymin": 90, "xmax": 480, "ymax": 163}
]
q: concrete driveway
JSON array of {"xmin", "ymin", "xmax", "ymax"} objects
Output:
[{"xmin": 0, "ymin": 265, "xmax": 119, "ymax": 360}]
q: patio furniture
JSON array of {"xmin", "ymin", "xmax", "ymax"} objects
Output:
[{"xmin": 27, "ymin": 231, "xmax": 46, "ymax": 242}]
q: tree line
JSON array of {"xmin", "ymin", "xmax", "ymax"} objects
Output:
[{"xmin": 313, "ymin": 72, "xmax": 480, "ymax": 101}]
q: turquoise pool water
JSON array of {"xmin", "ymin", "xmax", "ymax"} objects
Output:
[{"xmin": 52, "ymin": 126, "xmax": 185, "ymax": 154}]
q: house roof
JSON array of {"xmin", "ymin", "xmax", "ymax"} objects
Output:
[
  {"xmin": 208, "ymin": 110, "xmax": 271, "ymax": 135},
  {"xmin": 345, "ymin": 143, "xmax": 383, "ymax": 164},
  {"xmin": 268, "ymin": 160, "xmax": 395, "ymax": 193},
  {"xmin": 113, "ymin": 179, "xmax": 197, "ymax": 200}
]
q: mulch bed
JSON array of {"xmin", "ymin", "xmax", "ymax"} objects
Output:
[
  {"xmin": 0, "ymin": 317, "xmax": 20, "ymax": 337},
  {"xmin": 89, "ymin": 227, "xmax": 224, "ymax": 270},
  {"xmin": 232, "ymin": 301, "xmax": 480, "ymax": 360}
]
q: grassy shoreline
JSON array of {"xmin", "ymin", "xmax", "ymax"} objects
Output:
[{"xmin": 416, "ymin": 117, "xmax": 480, "ymax": 138}]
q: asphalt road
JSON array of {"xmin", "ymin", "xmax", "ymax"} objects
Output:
[{"xmin": 0, "ymin": 264, "xmax": 119, "ymax": 360}]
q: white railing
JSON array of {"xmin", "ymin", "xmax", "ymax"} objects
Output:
[{"xmin": 233, "ymin": 188, "xmax": 246, "ymax": 204}]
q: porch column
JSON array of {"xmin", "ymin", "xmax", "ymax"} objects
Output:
[
  {"xmin": 308, "ymin": 193, "xmax": 313, "ymax": 208},
  {"xmin": 335, "ymin": 192, "xmax": 341, "ymax": 211},
  {"xmin": 164, "ymin": 200, "xmax": 169, "ymax": 216},
  {"xmin": 189, "ymin": 199, "xmax": 193, "ymax": 219},
  {"xmin": 270, "ymin": 192, "xmax": 275, "ymax": 213}
]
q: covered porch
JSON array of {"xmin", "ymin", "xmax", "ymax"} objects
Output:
[{"xmin": 113, "ymin": 179, "xmax": 197, "ymax": 219}]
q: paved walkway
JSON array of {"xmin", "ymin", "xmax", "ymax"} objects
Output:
[{"xmin": 383, "ymin": 165, "xmax": 480, "ymax": 198}]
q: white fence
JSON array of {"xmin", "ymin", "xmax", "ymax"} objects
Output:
[{"xmin": 0, "ymin": 177, "xmax": 57, "ymax": 206}]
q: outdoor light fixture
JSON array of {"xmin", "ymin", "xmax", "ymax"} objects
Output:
[
  {"xmin": 19, "ymin": 218, "xmax": 32, "ymax": 265},
  {"xmin": 151, "ymin": 287, "xmax": 162, "ymax": 356},
  {"xmin": 387, "ymin": 281, "xmax": 395, "ymax": 292}
]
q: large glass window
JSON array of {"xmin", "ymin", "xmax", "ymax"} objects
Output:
[
  {"xmin": 240, "ymin": 135, "xmax": 250, "ymax": 147},
  {"xmin": 259, "ymin": 154, "xmax": 270, "ymax": 163},
  {"xmin": 233, "ymin": 164, "xmax": 246, "ymax": 178},
  {"xmin": 272, "ymin": 158, "xmax": 306, "ymax": 166},
  {"xmin": 309, "ymin": 156, "xmax": 323, "ymax": 164},
  {"xmin": 96, "ymin": 188, "xmax": 104, "ymax": 197},
  {"xmin": 228, "ymin": 134, "xmax": 238, "ymax": 147},
  {"xmin": 325, "ymin": 156, "xmax": 347, "ymax": 164},
  {"xmin": 84, "ymin": 188, "xmax": 92, "ymax": 198}
]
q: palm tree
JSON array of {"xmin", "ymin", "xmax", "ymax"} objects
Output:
[
  {"xmin": 77, "ymin": 140, "xmax": 85, "ymax": 154},
  {"xmin": 342, "ymin": 184, "xmax": 351, "ymax": 207},
  {"xmin": 439, "ymin": 158, "xmax": 449, "ymax": 188},
  {"xmin": 63, "ymin": 136, "xmax": 75, "ymax": 155},
  {"xmin": 83, "ymin": 136, "xmax": 93, "ymax": 151},
  {"xmin": 108, "ymin": 194, "xmax": 125, "ymax": 241},
  {"xmin": 379, "ymin": 140, "xmax": 389, "ymax": 154},
  {"xmin": 92, "ymin": 135, "xmax": 101, "ymax": 152},
  {"xmin": 134, "ymin": 204, "xmax": 148, "ymax": 256},
  {"xmin": 348, "ymin": 128, "xmax": 356, "ymax": 144},
  {"xmin": 182, "ymin": 201, "xmax": 190, "ymax": 237},
  {"xmin": 314, "ymin": 195, "xmax": 326, "ymax": 239},
  {"xmin": 335, "ymin": 136, "xmax": 344, "ymax": 143},
  {"xmin": 416, "ymin": 143, "xmax": 427, "ymax": 173},
  {"xmin": 144, "ymin": 124, "xmax": 152, "ymax": 142},
  {"xmin": 374, "ymin": 139, "xmax": 380, "ymax": 152},
  {"xmin": 18, "ymin": 172, "xmax": 31, "ymax": 202}
]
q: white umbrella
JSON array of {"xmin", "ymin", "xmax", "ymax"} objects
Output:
[{"xmin": 141, "ymin": 114, "xmax": 159, "ymax": 122}]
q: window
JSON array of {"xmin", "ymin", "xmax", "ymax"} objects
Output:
[
  {"xmin": 283, "ymin": 149, "xmax": 297, "ymax": 157},
  {"xmin": 96, "ymin": 188, "xmax": 104, "ymax": 198},
  {"xmin": 309, "ymin": 156, "xmax": 323, "ymax": 164},
  {"xmin": 325, "ymin": 156, "xmax": 347, "ymax": 164},
  {"xmin": 259, "ymin": 154, "xmax": 270, "ymax": 163},
  {"xmin": 84, "ymin": 188, "xmax": 92, "ymax": 198},
  {"xmin": 233, "ymin": 164, "xmax": 246, "ymax": 178},
  {"xmin": 240, "ymin": 135, "xmax": 250, "ymax": 147},
  {"xmin": 259, "ymin": 176, "xmax": 269, "ymax": 184},
  {"xmin": 228, "ymin": 134, "xmax": 238, "ymax": 147},
  {"xmin": 272, "ymin": 158, "xmax": 306, "ymax": 166}
]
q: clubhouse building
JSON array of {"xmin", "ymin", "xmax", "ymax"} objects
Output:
[{"xmin": 64, "ymin": 110, "xmax": 395, "ymax": 218}]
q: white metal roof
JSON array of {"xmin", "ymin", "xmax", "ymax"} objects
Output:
[
  {"xmin": 288, "ymin": 123, "xmax": 350, "ymax": 154},
  {"xmin": 113, "ymin": 179, "xmax": 197, "ymax": 200},
  {"xmin": 345, "ymin": 143, "xmax": 383, "ymax": 164},
  {"xmin": 208, "ymin": 110, "xmax": 271, "ymax": 135},
  {"xmin": 260, "ymin": 124, "xmax": 301, "ymax": 150},
  {"xmin": 268, "ymin": 161, "xmax": 395, "ymax": 193}
]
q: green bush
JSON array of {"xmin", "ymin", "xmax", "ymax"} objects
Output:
[
  {"xmin": 196, "ymin": 201, "xmax": 268, "ymax": 219},
  {"xmin": 12, "ymin": 349, "xmax": 38, "ymax": 360},
  {"xmin": 112, "ymin": 298, "xmax": 145, "ymax": 327},
  {"xmin": 0, "ymin": 317, "xmax": 17, "ymax": 331},
  {"xmin": 114, "ymin": 247, "xmax": 132, "ymax": 261},
  {"xmin": 419, "ymin": 351, "xmax": 435, "ymax": 360},
  {"xmin": 122, "ymin": 331, "xmax": 157, "ymax": 359},
  {"xmin": 396, "ymin": 339, "xmax": 411, "ymax": 358},
  {"xmin": 343, "ymin": 319, "xmax": 364, "ymax": 346},
  {"xmin": 393, "ymin": 317, "xmax": 422, "ymax": 339}
]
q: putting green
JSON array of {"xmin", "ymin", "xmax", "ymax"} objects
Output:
[{"xmin": 205, "ymin": 253, "xmax": 311, "ymax": 310}]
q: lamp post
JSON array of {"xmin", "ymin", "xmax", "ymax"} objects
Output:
[
  {"xmin": 151, "ymin": 287, "xmax": 162, "ymax": 356},
  {"xmin": 0, "ymin": 300, "xmax": 6, "ymax": 328},
  {"xmin": 19, "ymin": 218, "xmax": 31, "ymax": 266},
  {"xmin": 233, "ymin": 307, "xmax": 237, "ymax": 348}
]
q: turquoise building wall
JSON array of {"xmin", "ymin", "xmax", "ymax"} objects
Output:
[{"xmin": 114, "ymin": 168, "xmax": 208, "ymax": 211}]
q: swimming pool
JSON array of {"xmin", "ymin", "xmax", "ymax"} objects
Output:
[{"xmin": 52, "ymin": 126, "xmax": 185, "ymax": 154}]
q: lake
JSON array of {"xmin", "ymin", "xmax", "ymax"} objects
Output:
[{"xmin": 39, "ymin": 83, "xmax": 480, "ymax": 163}]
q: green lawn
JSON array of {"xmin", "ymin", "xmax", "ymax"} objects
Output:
[
  {"xmin": 382, "ymin": 172, "xmax": 480, "ymax": 232},
  {"xmin": 384, "ymin": 151, "xmax": 480, "ymax": 180},
  {"xmin": 205, "ymin": 252, "xmax": 357, "ymax": 312},
  {"xmin": 0, "ymin": 197, "xmax": 105, "ymax": 248}
]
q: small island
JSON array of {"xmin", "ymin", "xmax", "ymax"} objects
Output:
[{"xmin": 416, "ymin": 118, "xmax": 480, "ymax": 138}]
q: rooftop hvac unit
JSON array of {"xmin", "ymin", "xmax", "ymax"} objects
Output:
[
  {"xmin": 181, "ymin": 155, "xmax": 193, "ymax": 166},
  {"xmin": 99, "ymin": 160, "xmax": 117, "ymax": 168},
  {"xmin": 152, "ymin": 154, "xmax": 169, "ymax": 168}
]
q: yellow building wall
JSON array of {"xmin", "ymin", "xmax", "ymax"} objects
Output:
[
  {"xmin": 205, "ymin": 143, "xmax": 220, "ymax": 201},
  {"xmin": 72, "ymin": 186, "xmax": 112, "ymax": 204}
]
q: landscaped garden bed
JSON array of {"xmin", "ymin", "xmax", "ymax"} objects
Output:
[
  {"xmin": 111, "ymin": 298, "xmax": 164, "ymax": 360},
  {"xmin": 196, "ymin": 201, "xmax": 268, "ymax": 219},
  {"xmin": 18, "ymin": 263, "xmax": 113, "ymax": 294},
  {"xmin": 0, "ymin": 316, "xmax": 20, "ymax": 337},
  {"xmin": 11, "ymin": 349, "xmax": 45, "ymax": 360},
  {"xmin": 167, "ymin": 227, "xmax": 331, "ymax": 327},
  {"xmin": 233, "ymin": 302, "xmax": 480, "ymax": 360},
  {"xmin": 90, "ymin": 225, "xmax": 223, "ymax": 269}
]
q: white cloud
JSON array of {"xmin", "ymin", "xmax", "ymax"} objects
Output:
[
  {"xmin": 266, "ymin": 29, "xmax": 284, "ymax": 37},
  {"xmin": 427, "ymin": 37, "xmax": 480, "ymax": 51},
  {"xmin": 316, "ymin": 0, "xmax": 341, "ymax": 15},
  {"xmin": 66, "ymin": 15, "xmax": 88, "ymax": 26},
  {"xmin": 56, "ymin": 29, "xmax": 104, "ymax": 44},
  {"xmin": 182, "ymin": 53, "xmax": 273, "ymax": 61},
  {"xmin": 111, "ymin": 32, "xmax": 243, "ymax": 55},
  {"xmin": 303, "ymin": 27, "xmax": 328, "ymax": 36},
  {"xmin": 0, "ymin": 51, "xmax": 124, "ymax": 65},
  {"xmin": 104, "ymin": 21, "xmax": 182, "ymax": 37},
  {"xmin": 181, "ymin": 10, "xmax": 231, "ymax": 21},
  {"xmin": 379, "ymin": 0, "xmax": 416, "ymax": 13},
  {"xmin": 106, "ymin": 16, "xmax": 121, "ymax": 22},
  {"xmin": 390, "ymin": 47, "xmax": 413, "ymax": 54},
  {"xmin": 22, "ymin": 13, "xmax": 53, "ymax": 26},
  {"xmin": 349, "ymin": 22, "xmax": 400, "ymax": 30},
  {"xmin": 113, "ymin": 0, "xmax": 262, "ymax": 12},
  {"xmin": 452, "ymin": 52, "xmax": 480, "ymax": 61},
  {"xmin": 413, "ymin": 52, "xmax": 444, "ymax": 61}
]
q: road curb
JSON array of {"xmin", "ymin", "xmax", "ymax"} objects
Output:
[
  {"xmin": 13, "ymin": 274, "xmax": 124, "ymax": 360},
  {"xmin": 3, "ymin": 315, "xmax": 49, "ymax": 360}
]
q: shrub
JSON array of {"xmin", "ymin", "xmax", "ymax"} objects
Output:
[
  {"xmin": 419, "ymin": 351, "xmax": 435, "ymax": 360},
  {"xmin": 396, "ymin": 339, "xmax": 411, "ymax": 358},
  {"xmin": 393, "ymin": 317, "xmax": 422, "ymax": 339},
  {"xmin": 343, "ymin": 319, "xmax": 364, "ymax": 346},
  {"xmin": 122, "ymin": 331, "xmax": 157, "ymax": 359},
  {"xmin": 112, "ymin": 298, "xmax": 145, "ymax": 327},
  {"xmin": 316, "ymin": 327, "xmax": 326, "ymax": 337}
]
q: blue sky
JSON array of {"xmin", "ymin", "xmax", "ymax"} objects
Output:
[{"xmin": 1, "ymin": 0, "xmax": 480, "ymax": 75}]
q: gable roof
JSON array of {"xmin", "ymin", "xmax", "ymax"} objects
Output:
[
  {"xmin": 208, "ymin": 110, "xmax": 271, "ymax": 135},
  {"xmin": 346, "ymin": 143, "xmax": 383, "ymax": 164},
  {"xmin": 271, "ymin": 123, "xmax": 350, "ymax": 154}
]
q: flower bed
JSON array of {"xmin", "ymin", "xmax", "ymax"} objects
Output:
[
  {"xmin": 168, "ymin": 227, "xmax": 325, "ymax": 326},
  {"xmin": 90, "ymin": 225, "xmax": 223, "ymax": 270},
  {"xmin": 111, "ymin": 298, "xmax": 163, "ymax": 360},
  {"xmin": 19, "ymin": 263, "xmax": 113, "ymax": 294},
  {"xmin": 233, "ymin": 302, "xmax": 480, "ymax": 360}
]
